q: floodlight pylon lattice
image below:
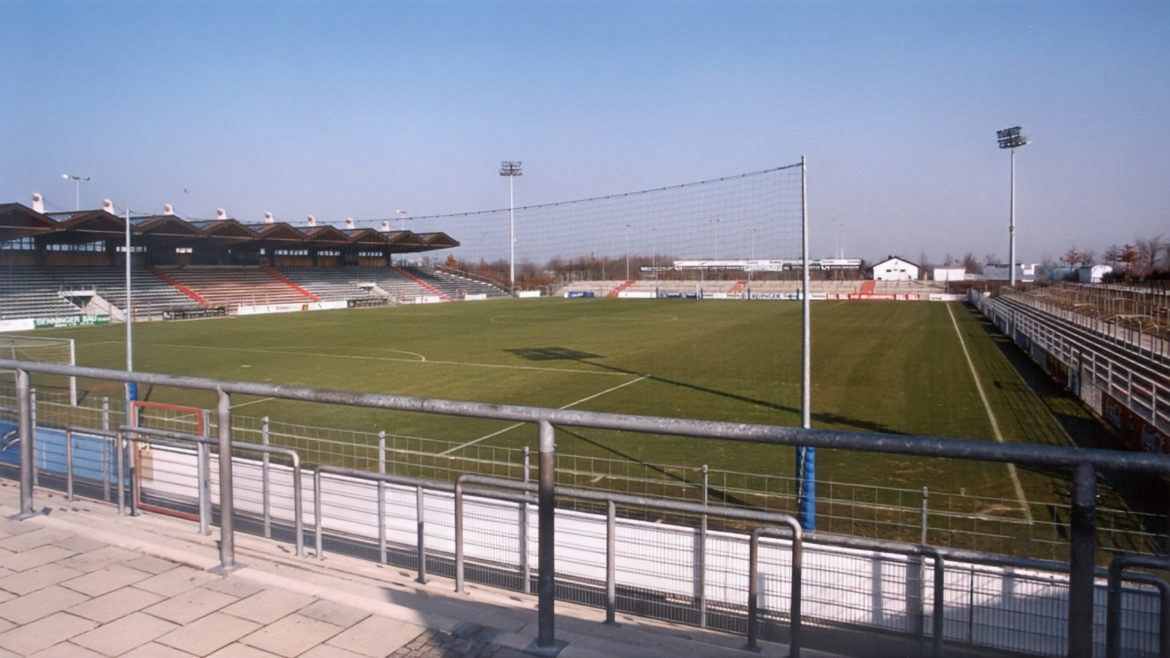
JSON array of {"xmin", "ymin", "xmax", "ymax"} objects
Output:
[{"xmin": 997, "ymin": 126, "xmax": 1028, "ymax": 286}]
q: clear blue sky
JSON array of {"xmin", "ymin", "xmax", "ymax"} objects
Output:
[{"xmin": 2, "ymin": 0, "xmax": 1167, "ymax": 265}]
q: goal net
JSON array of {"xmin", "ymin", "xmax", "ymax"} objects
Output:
[
  {"xmin": 0, "ymin": 335, "xmax": 77, "ymax": 405},
  {"xmin": 401, "ymin": 164, "xmax": 807, "ymax": 291}
]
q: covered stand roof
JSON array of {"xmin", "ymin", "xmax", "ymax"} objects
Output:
[{"xmin": 0, "ymin": 202, "xmax": 459, "ymax": 256}]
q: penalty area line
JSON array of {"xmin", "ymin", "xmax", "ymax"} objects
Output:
[
  {"xmin": 947, "ymin": 304, "xmax": 1034, "ymax": 524},
  {"xmin": 436, "ymin": 375, "xmax": 649, "ymax": 457}
]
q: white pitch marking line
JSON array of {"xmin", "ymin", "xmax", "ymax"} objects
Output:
[
  {"xmin": 437, "ymin": 375, "xmax": 649, "ymax": 456},
  {"xmin": 143, "ymin": 343, "xmax": 629, "ymax": 377},
  {"xmin": 947, "ymin": 304, "xmax": 1034, "ymax": 524},
  {"xmin": 231, "ymin": 397, "xmax": 275, "ymax": 410}
]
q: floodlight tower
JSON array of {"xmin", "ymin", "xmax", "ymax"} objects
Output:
[
  {"xmin": 396, "ymin": 209, "xmax": 407, "ymax": 231},
  {"xmin": 500, "ymin": 161, "xmax": 522, "ymax": 292},
  {"xmin": 62, "ymin": 174, "xmax": 90, "ymax": 211},
  {"xmin": 996, "ymin": 126, "xmax": 1028, "ymax": 286}
]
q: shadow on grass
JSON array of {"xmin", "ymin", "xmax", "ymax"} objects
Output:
[
  {"xmin": 504, "ymin": 345, "xmax": 904, "ymax": 435},
  {"xmin": 556, "ymin": 426, "xmax": 759, "ymax": 509},
  {"xmin": 964, "ymin": 304, "xmax": 1168, "ymax": 547}
]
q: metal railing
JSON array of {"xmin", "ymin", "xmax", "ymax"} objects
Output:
[
  {"xmin": 9, "ymin": 385, "xmax": 1165, "ymax": 561},
  {"xmin": 3, "ymin": 358, "xmax": 1170, "ymax": 657}
]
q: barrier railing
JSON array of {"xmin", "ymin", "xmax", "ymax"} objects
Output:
[{"xmin": 4, "ymin": 359, "xmax": 1170, "ymax": 657}]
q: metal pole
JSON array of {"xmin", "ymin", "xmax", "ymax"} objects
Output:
[
  {"xmin": 262, "ymin": 417, "xmax": 271, "ymax": 539},
  {"xmin": 15, "ymin": 369, "xmax": 35, "ymax": 517},
  {"xmin": 1067, "ymin": 462, "xmax": 1097, "ymax": 658},
  {"xmin": 416, "ymin": 484, "xmax": 427, "ymax": 584},
  {"xmin": 216, "ymin": 389, "xmax": 236, "ymax": 571},
  {"xmin": 536, "ymin": 419, "xmax": 558, "ymax": 648},
  {"xmin": 509, "ymin": 174, "xmax": 515, "ymax": 293},
  {"xmin": 797, "ymin": 155, "xmax": 815, "ymax": 531},
  {"xmin": 521, "ymin": 445, "xmax": 531, "ymax": 594},
  {"xmin": 700, "ymin": 464, "xmax": 709, "ymax": 627},
  {"xmin": 65, "ymin": 429, "xmax": 73, "ymax": 503},
  {"xmin": 606, "ymin": 500, "xmax": 616, "ymax": 625},
  {"xmin": 101, "ymin": 397, "xmax": 110, "ymax": 502},
  {"xmin": 1009, "ymin": 147, "xmax": 1017, "ymax": 287},
  {"xmin": 921, "ymin": 486, "xmax": 929, "ymax": 546},
  {"xmin": 378, "ymin": 430, "xmax": 386, "ymax": 564}
]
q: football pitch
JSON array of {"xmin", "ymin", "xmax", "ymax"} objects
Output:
[{"xmin": 39, "ymin": 299, "xmax": 1102, "ymax": 506}]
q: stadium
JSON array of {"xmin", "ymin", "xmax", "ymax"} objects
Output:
[{"xmin": 2, "ymin": 165, "xmax": 1169, "ymax": 658}]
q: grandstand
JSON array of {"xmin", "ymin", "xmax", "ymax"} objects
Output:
[{"xmin": 0, "ymin": 201, "xmax": 484, "ymax": 325}]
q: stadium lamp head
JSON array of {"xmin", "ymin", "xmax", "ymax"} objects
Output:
[
  {"xmin": 996, "ymin": 126, "xmax": 1028, "ymax": 149},
  {"xmin": 499, "ymin": 161, "xmax": 523, "ymax": 176}
]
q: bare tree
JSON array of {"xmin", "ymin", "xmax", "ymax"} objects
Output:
[
  {"xmin": 1061, "ymin": 247, "xmax": 1082, "ymax": 267},
  {"xmin": 1078, "ymin": 250, "xmax": 1095, "ymax": 267}
]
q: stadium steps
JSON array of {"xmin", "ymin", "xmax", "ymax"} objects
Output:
[
  {"xmin": 607, "ymin": 280, "xmax": 634, "ymax": 297},
  {"xmin": 157, "ymin": 266, "xmax": 317, "ymax": 311},
  {"xmin": 393, "ymin": 266, "xmax": 452, "ymax": 302}
]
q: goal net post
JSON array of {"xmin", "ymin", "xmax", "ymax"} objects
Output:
[{"xmin": 0, "ymin": 335, "xmax": 77, "ymax": 406}]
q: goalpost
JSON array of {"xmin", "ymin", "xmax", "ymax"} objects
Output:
[
  {"xmin": 0, "ymin": 335, "xmax": 77, "ymax": 406},
  {"xmin": 409, "ymin": 161, "xmax": 815, "ymax": 528}
]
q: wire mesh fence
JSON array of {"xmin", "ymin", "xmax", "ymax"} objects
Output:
[{"xmin": 1, "ymin": 385, "xmax": 1165, "ymax": 565}]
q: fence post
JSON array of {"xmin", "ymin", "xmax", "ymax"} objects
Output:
[
  {"xmin": 262, "ymin": 416, "xmax": 271, "ymax": 538},
  {"xmin": 378, "ymin": 430, "xmax": 386, "ymax": 564},
  {"xmin": 101, "ymin": 397, "xmax": 110, "ymax": 503},
  {"xmin": 65, "ymin": 429, "xmax": 74, "ymax": 503},
  {"xmin": 14, "ymin": 369, "xmax": 35, "ymax": 518},
  {"xmin": 699, "ymin": 464, "xmax": 709, "ymax": 628},
  {"xmin": 215, "ymin": 388, "xmax": 236, "ymax": 572},
  {"xmin": 534, "ymin": 419, "xmax": 563, "ymax": 652},
  {"xmin": 30, "ymin": 388, "xmax": 37, "ymax": 487},
  {"xmin": 416, "ymin": 484, "xmax": 427, "ymax": 584},
  {"xmin": 921, "ymin": 486, "xmax": 929, "ymax": 545},
  {"xmin": 1068, "ymin": 462, "xmax": 1097, "ymax": 658},
  {"xmin": 198, "ymin": 410, "xmax": 211, "ymax": 536},
  {"xmin": 521, "ymin": 446, "xmax": 530, "ymax": 594},
  {"xmin": 115, "ymin": 428, "xmax": 126, "ymax": 516},
  {"xmin": 606, "ymin": 499, "xmax": 616, "ymax": 625}
]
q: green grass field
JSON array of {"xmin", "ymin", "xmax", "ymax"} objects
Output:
[
  {"xmin": 24, "ymin": 297, "xmax": 1154, "ymax": 556},
  {"xmin": 37, "ymin": 299, "xmax": 1086, "ymax": 483}
]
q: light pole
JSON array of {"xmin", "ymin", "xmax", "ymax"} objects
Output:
[
  {"xmin": 62, "ymin": 173, "xmax": 90, "ymax": 211},
  {"xmin": 396, "ymin": 209, "xmax": 407, "ymax": 231},
  {"xmin": 997, "ymin": 126, "xmax": 1028, "ymax": 287},
  {"xmin": 625, "ymin": 224, "xmax": 631, "ymax": 280},
  {"xmin": 499, "ymin": 161, "xmax": 522, "ymax": 292}
]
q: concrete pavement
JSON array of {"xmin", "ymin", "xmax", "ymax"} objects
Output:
[{"xmin": 0, "ymin": 480, "xmax": 816, "ymax": 657}]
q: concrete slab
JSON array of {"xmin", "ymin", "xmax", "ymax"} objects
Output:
[
  {"xmin": 143, "ymin": 585, "xmax": 240, "ymax": 624},
  {"xmin": 70, "ymin": 610, "xmax": 180, "ymax": 655},
  {"xmin": 0, "ymin": 611, "xmax": 97, "ymax": 655},
  {"xmin": 134, "ymin": 563, "xmax": 220, "ymax": 597},
  {"xmin": 61, "ymin": 562, "xmax": 152, "ymax": 597},
  {"xmin": 0, "ymin": 563, "xmax": 85, "ymax": 596},
  {"xmin": 67, "ymin": 585, "xmax": 164, "ymax": 623},
  {"xmin": 223, "ymin": 587, "xmax": 317, "ymax": 624},
  {"xmin": 155, "ymin": 611, "xmax": 262, "ymax": 655},
  {"xmin": 327, "ymin": 614, "xmax": 427, "ymax": 656},
  {"xmin": 0, "ymin": 584, "xmax": 89, "ymax": 625},
  {"xmin": 240, "ymin": 613, "xmax": 345, "ymax": 657}
]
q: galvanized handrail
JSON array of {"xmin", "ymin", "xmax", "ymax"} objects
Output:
[
  {"xmin": 7, "ymin": 359, "xmax": 1170, "ymax": 658},
  {"xmin": 1107, "ymin": 555, "xmax": 1170, "ymax": 658},
  {"xmin": 311, "ymin": 465, "xmax": 452, "ymax": 585},
  {"xmin": 455, "ymin": 474, "xmax": 805, "ymax": 656},
  {"xmin": 119, "ymin": 425, "xmax": 305, "ymax": 559}
]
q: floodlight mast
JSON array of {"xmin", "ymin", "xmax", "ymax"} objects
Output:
[
  {"xmin": 997, "ymin": 126, "xmax": 1028, "ymax": 287},
  {"xmin": 500, "ymin": 161, "xmax": 522, "ymax": 293},
  {"xmin": 61, "ymin": 173, "xmax": 90, "ymax": 211}
]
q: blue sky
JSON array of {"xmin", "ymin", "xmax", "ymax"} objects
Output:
[{"xmin": 2, "ymin": 0, "xmax": 1167, "ymax": 265}]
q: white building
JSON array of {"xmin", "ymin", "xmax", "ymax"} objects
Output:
[
  {"xmin": 1077, "ymin": 264, "xmax": 1113, "ymax": 283},
  {"xmin": 872, "ymin": 256, "xmax": 920, "ymax": 281},
  {"xmin": 984, "ymin": 263, "xmax": 1036, "ymax": 282},
  {"xmin": 932, "ymin": 267, "xmax": 966, "ymax": 282}
]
